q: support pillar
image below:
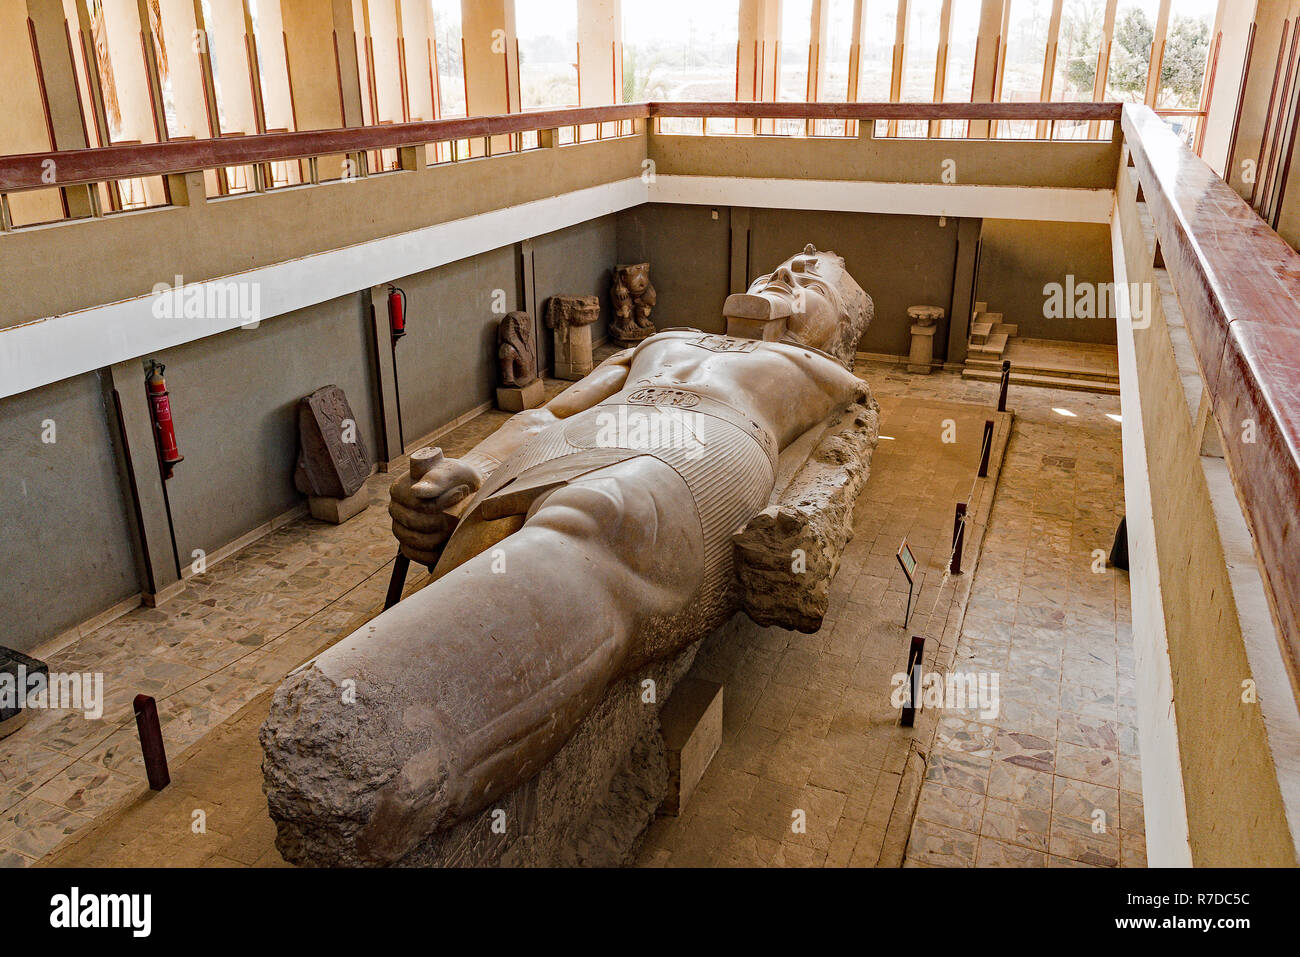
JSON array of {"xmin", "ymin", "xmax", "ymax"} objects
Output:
[
  {"xmin": 578, "ymin": 0, "xmax": 620, "ymax": 138},
  {"xmin": 461, "ymin": 0, "xmax": 519, "ymax": 154},
  {"xmin": 737, "ymin": 0, "xmax": 781, "ymax": 133},
  {"xmin": 968, "ymin": 0, "xmax": 1004, "ymax": 139},
  {"xmin": 21, "ymin": 0, "xmax": 95, "ymax": 218}
]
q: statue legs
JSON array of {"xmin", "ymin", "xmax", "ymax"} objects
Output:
[{"xmin": 261, "ymin": 456, "xmax": 705, "ymax": 865}]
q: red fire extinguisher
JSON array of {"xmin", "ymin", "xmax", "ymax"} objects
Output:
[
  {"xmin": 146, "ymin": 361, "xmax": 184, "ymax": 480},
  {"xmin": 387, "ymin": 285, "xmax": 407, "ymax": 341}
]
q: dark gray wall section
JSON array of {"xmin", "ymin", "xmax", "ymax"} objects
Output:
[
  {"xmin": 616, "ymin": 204, "xmax": 963, "ymax": 356},
  {"xmin": 748, "ymin": 208, "xmax": 961, "ymax": 358},
  {"xmin": 976, "ymin": 220, "xmax": 1117, "ymax": 345},
  {"xmin": 391, "ymin": 245, "xmax": 519, "ymax": 444},
  {"xmin": 157, "ymin": 293, "xmax": 381, "ymax": 564},
  {"xmin": 617, "ymin": 204, "xmax": 733, "ymax": 333},
  {"xmin": 530, "ymin": 214, "xmax": 617, "ymax": 369},
  {"xmin": 0, "ymin": 373, "xmax": 140, "ymax": 652}
]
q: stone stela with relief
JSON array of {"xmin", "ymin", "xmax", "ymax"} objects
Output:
[{"xmin": 293, "ymin": 385, "xmax": 371, "ymax": 525}]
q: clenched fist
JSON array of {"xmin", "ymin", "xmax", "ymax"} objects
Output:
[{"xmin": 388, "ymin": 446, "xmax": 484, "ymax": 566}]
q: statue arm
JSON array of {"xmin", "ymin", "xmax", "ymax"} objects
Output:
[{"xmin": 389, "ymin": 350, "xmax": 633, "ymax": 564}]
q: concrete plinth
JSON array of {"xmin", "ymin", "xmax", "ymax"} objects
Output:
[
  {"xmin": 496, "ymin": 378, "xmax": 546, "ymax": 412},
  {"xmin": 657, "ymin": 678, "xmax": 723, "ymax": 817},
  {"xmin": 906, "ymin": 305, "xmax": 944, "ymax": 375},
  {"xmin": 553, "ymin": 323, "xmax": 594, "ymax": 381},
  {"xmin": 309, "ymin": 487, "xmax": 369, "ymax": 524},
  {"xmin": 908, "ymin": 323, "xmax": 938, "ymax": 374}
]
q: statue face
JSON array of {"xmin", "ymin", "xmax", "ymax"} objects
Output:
[
  {"xmin": 620, "ymin": 265, "xmax": 650, "ymax": 295},
  {"xmin": 749, "ymin": 254, "xmax": 842, "ymax": 343}
]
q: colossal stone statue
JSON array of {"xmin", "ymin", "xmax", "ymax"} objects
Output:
[{"xmin": 261, "ymin": 247, "xmax": 877, "ymax": 866}]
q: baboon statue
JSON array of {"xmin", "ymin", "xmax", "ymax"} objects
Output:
[
  {"xmin": 496, "ymin": 311, "xmax": 537, "ymax": 388},
  {"xmin": 610, "ymin": 263, "xmax": 657, "ymax": 344}
]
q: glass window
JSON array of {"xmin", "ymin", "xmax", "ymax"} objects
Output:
[
  {"xmin": 1052, "ymin": 0, "xmax": 1106, "ymax": 101},
  {"xmin": 999, "ymin": 0, "xmax": 1052, "ymax": 137},
  {"xmin": 858, "ymin": 0, "xmax": 898, "ymax": 101},
  {"xmin": 1106, "ymin": 0, "xmax": 1160, "ymax": 103},
  {"xmin": 779, "ymin": 0, "xmax": 813, "ymax": 101},
  {"xmin": 430, "ymin": 0, "xmax": 466, "ymax": 117},
  {"xmin": 518, "ymin": 0, "xmax": 578, "ymax": 110},
  {"xmin": 621, "ymin": 0, "xmax": 738, "ymax": 103},
  {"xmin": 944, "ymin": 0, "xmax": 980, "ymax": 102},
  {"xmin": 822, "ymin": 0, "xmax": 855, "ymax": 102},
  {"xmin": 1157, "ymin": 0, "xmax": 1215, "ymax": 109},
  {"xmin": 900, "ymin": 0, "xmax": 943, "ymax": 102}
]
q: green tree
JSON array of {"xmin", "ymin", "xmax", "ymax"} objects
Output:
[
  {"xmin": 621, "ymin": 46, "xmax": 669, "ymax": 103},
  {"xmin": 1160, "ymin": 16, "xmax": 1211, "ymax": 109},
  {"xmin": 1107, "ymin": 7, "xmax": 1155, "ymax": 100}
]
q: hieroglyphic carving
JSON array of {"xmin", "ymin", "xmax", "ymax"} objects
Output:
[{"xmin": 293, "ymin": 385, "xmax": 369, "ymax": 499}]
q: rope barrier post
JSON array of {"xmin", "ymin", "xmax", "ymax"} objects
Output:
[
  {"xmin": 384, "ymin": 551, "xmax": 411, "ymax": 610},
  {"xmin": 978, "ymin": 419, "xmax": 995, "ymax": 478},
  {"xmin": 133, "ymin": 694, "xmax": 170, "ymax": 791},
  {"xmin": 901, "ymin": 636, "xmax": 925, "ymax": 727},
  {"xmin": 951, "ymin": 503, "xmax": 967, "ymax": 575},
  {"xmin": 998, "ymin": 360, "xmax": 1011, "ymax": 413}
]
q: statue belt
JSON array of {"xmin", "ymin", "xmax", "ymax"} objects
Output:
[{"xmin": 462, "ymin": 389, "xmax": 777, "ymax": 586}]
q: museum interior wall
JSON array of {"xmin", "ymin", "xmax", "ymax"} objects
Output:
[
  {"xmin": 975, "ymin": 220, "xmax": 1118, "ymax": 346},
  {"xmin": 151, "ymin": 294, "xmax": 384, "ymax": 568},
  {"xmin": 0, "ymin": 371, "xmax": 142, "ymax": 648},
  {"xmin": 0, "ymin": 195, "xmax": 1118, "ymax": 656}
]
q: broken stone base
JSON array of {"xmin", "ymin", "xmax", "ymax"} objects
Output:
[
  {"xmin": 268, "ymin": 638, "xmax": 703, "ymax": 867},
  {"xmin": 496, "ymin": 379, "xmax": 545, "ymax": 413},
  {"xmin": 1, "ymin": 646, "xmax": 46, "ymax": 739},
  {"xmin": 658, "ymin": 678, "xmax": 723, "ymax": 817},
  {"xmin": 733, "ymin": 392, "xmax": 880, "ymax": 632},
  {"xmin": 308, "ymin": 488, "xmax": 369, "ymax": 525}
]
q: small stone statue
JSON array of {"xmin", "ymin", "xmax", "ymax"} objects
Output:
[
  {"xmin": 610, "ymin": 263, "xmax": 657, "ymax": 344},
  {"xmin": 496, "ymin": 311, "xmax": 543, "ymax": 411},
  {"xmin": 497, "ymin": 311, "xmax": 538, "ymax": 387},
  {"xmin": 545, "ymin": 295, "xmax": 600, "ymax": 380}
]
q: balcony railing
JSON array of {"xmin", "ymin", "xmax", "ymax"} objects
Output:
[{"xmin": 0, "ymin": 101, "xmax": 1119, "ymax": 201}]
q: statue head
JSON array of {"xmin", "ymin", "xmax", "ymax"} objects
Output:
[
  {"xmin": 497, "ymin": 310, "xmax": 537, "ymax": 385},
  {"xmin": 724, "ymin": 244, "xmax": 848, "ymax": 350},
  {"xmin": 616, "ymin": 263, "xmax": 651, "ymax": 296}
]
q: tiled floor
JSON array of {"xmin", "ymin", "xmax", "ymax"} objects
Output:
[
  {"xmin": 903, "ymin": 377, "xmax": 1140, "ymax": 868},
  {"xmin": 0, "ymin": 383, "xmax": 567, "ymax": 866},
  {"xmin": 1003, "ymin": 338, "xmax": 1120, "ymax": 379},
  {"xmin": 631, "ymin": 384, "xmax": 998, "ymax": 867},
  {"xmin": 6, "ymin": 361, "xmax": 1138, "ymax": 869}
]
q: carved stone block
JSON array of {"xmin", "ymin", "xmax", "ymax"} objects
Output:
[
  {"xmin": 733, "ymin": 393, "xmax": 881, "ymax": 633},
  {"xmin": 610, "ymin": 263, "xmax": 656, "ymax": 344},
  {"xmin": 293, "ymin": 385, "xmax": 370, "ymax": 500},
  {"xmin": 546, "ymin": 295, "xmax": 600, "ymax": 380}
]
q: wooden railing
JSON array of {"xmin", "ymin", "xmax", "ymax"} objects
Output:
[
  {"xmin": 1124, "ymin": 104, "xmax": 1300, "ymax": 685},
  {"xmin": 0, "ymin": 101, "xmax": 1121, "ymax": 194}
]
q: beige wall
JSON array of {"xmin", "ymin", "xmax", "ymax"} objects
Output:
[
  {"xmin": 1115, "ymin": 161, "xmax": 1298, "ymax": 866},
  {"xmin": 976, "ymin": 220, "xmax": 1117, "ymax": 345},
  {"xmin": 0, "ymin": 0, "xmax": 64, "ymax": 225}
]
